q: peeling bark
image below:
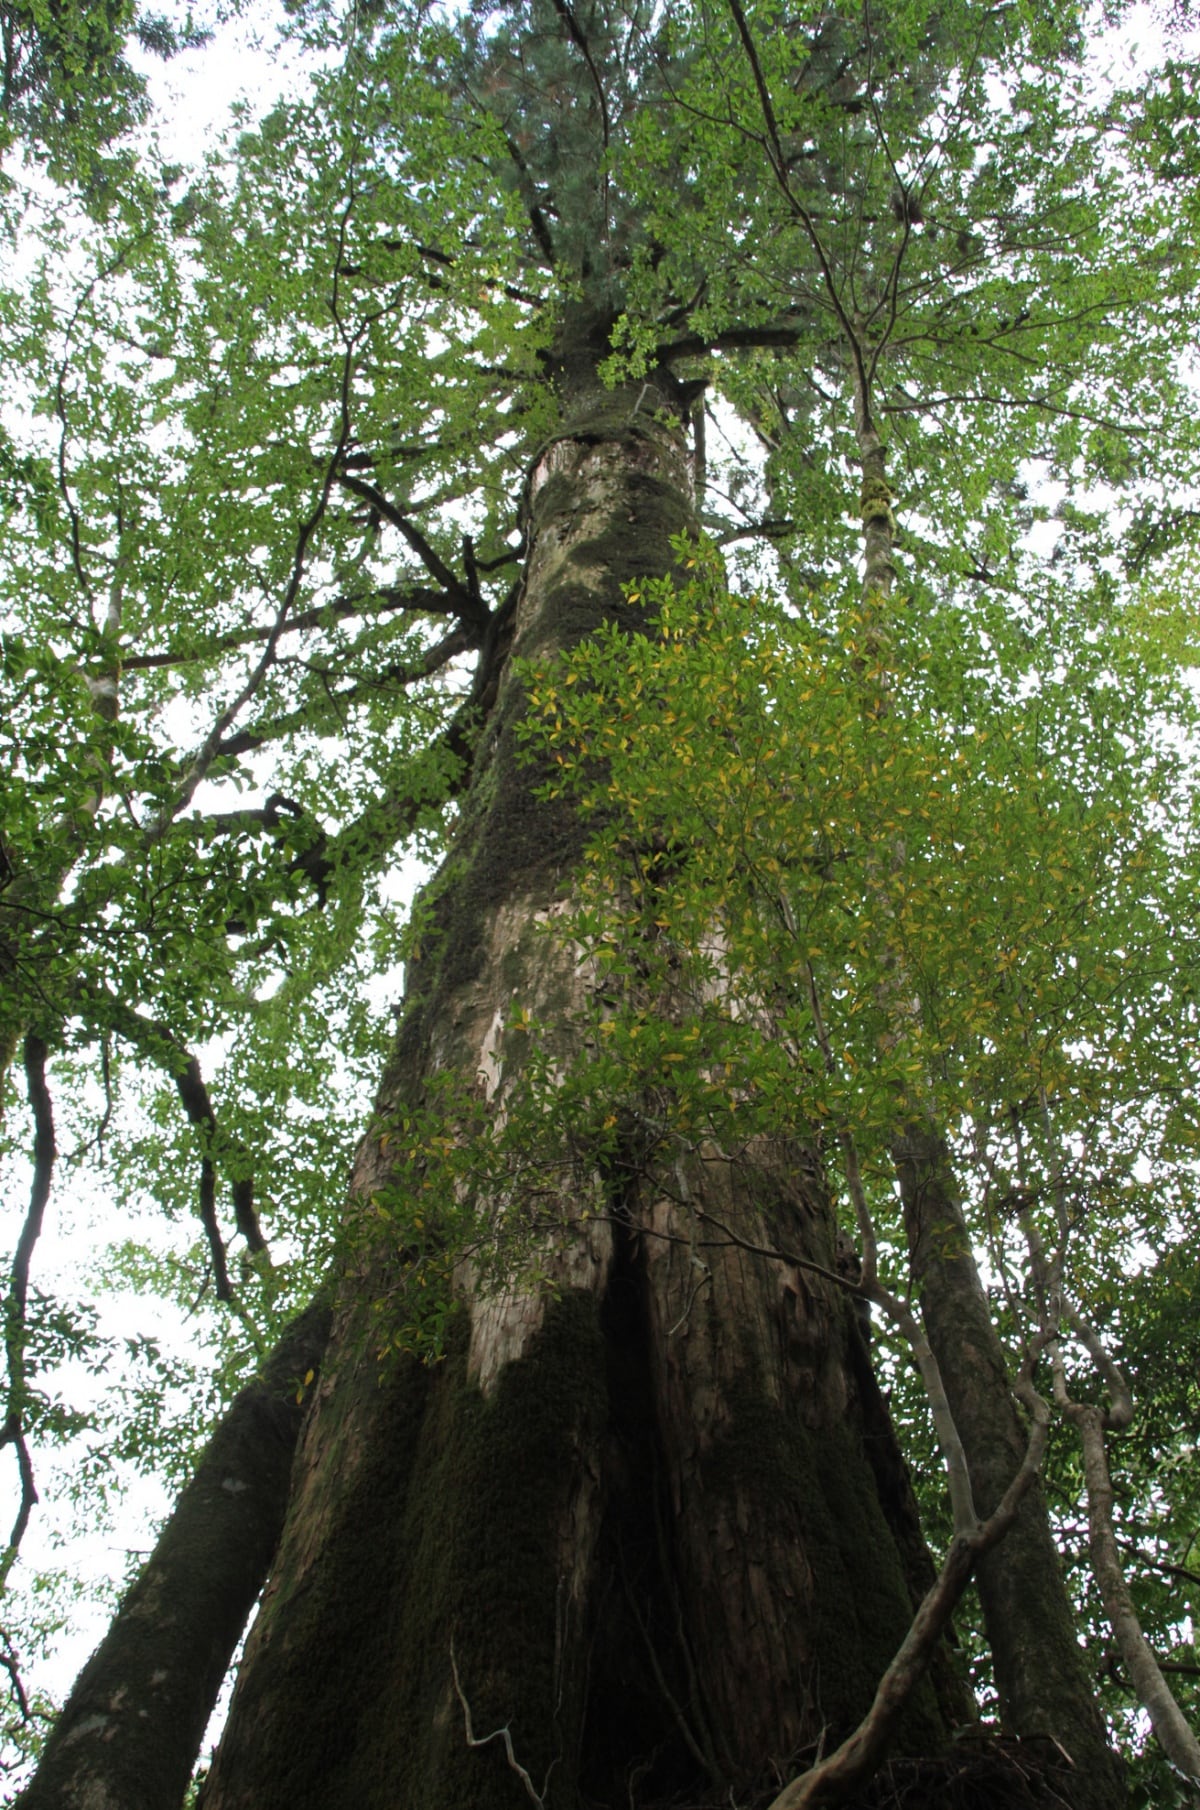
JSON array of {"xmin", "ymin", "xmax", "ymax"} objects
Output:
[{"xmin": 16, "ymin": 1299, "xmax": 331, "ymax": 1810}]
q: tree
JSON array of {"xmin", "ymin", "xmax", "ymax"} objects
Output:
[{"xmin": 4, "ymin": 0, "xmax": 1200, "ymax": 1805}]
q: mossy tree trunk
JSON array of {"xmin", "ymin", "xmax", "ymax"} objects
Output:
[{"xmin": 189, "ymin": 353, "xmax": 961, "ymax": 1810}]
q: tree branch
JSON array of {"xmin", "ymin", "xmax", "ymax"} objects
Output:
[
  {"xmin": 119, "ymin": 580, "xmax": 470, "ymax": 673},
  {"xmin": 87, "ymin": 997, "xmax": 267, "ymax": 1293},
  {"xmin": 449, "ymin": 1637, "xmax": 556, "ymax": 1809},
  {"xmin": 0, "ymin": 1036, "xmax": 55, "ymax": 1586},
  {"xmin": 766, "ymin": 1385, "xmax": 1050, "ymax": 1810},
  {"xmin": 155, "ymin": 177, "xmax": 371, "ymax": 838},
  {"xmin": 338, "ymin": 475, "xmax": 489, "ymax": 629},
  {"xmin": 214, "ymin": 624, "xmax": 475, "ymax": 761},
  {"xmin": 16, "ymin": 1298, "xmax": 333, "ymax": 1810}
]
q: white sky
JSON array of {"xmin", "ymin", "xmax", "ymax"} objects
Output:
[{"xmin": 0, "ymin": 0, "xmax": 306, "ymax": 1744}]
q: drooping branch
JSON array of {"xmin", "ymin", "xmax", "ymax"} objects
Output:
[
  {"xmin": 3, "ymin": 1039, "xmax": 54, "ymax": 1420},
  {"xmin": 0, "ymin": 1624, "xmax": 30, "ymax": 1724},
  {"xmin": 15, "ymin": 1298, "xmax": 333, "ymax": 1810},
  {"xmin": 0, "ymin": 1036, "xmax": 56, "ymax": 1588},
  {"xmin": 87, "ymin": 997, "xmax": 267, "ymax": 1295}
]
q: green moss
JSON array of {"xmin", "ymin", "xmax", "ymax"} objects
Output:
[
  {"xmin": 355, "ymin": 1291, "xmax": 609, "ymax": 1809},
  {"xmin": 208, "ymin": 1292, "xmax": 611, "ymax": 1810},
  {"xmin": 204, "ymin": 1349, "xmax": 433, "ymax": 1809}
]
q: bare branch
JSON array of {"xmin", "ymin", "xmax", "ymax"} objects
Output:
[
  {"xmin": 87, "ymin": 996, "xmax": 268, "ymax": 1288},
  {"xmin": 0, "ymin": 1625, "xmax": 30, "ymax": 1722}
]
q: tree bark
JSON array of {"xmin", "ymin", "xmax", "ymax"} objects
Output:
[
  {"xmin": 195, "ymin": 353, "xmax": 971, "ymax": 1810},
  {"xmin": 845, "ymin": 377, "xmax": 1122, "ymax": 1810},
  {"xmin": 1069, "ymin": 1401, "xmax": 1200, "ymax": 1782},
  {"xmin": 894, "ymin": 1126, "xmax": 1126, "ymax": 1808},
  {"xmin": 15, "ymin": 1298, "xmax": 331, "ymax": 1810}
]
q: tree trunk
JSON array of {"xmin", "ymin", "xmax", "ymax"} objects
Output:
[
  {"xmin": 893, "ymin": 1125, "xmax": 1126, "ymax": 1809},
  {"xmin": 847, "ymin": 387, "xmax": 1122, "ymax": 1810},
  {"xmin": 193, "ymin": 353, "xmax": 963, "ymax": 1810},
  {"xmin": 15, "ymin": 1298, "xmax": 331, "ymax": 1810}
]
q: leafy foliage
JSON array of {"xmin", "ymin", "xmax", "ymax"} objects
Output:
[{"xmin": 4, "ymin": 0, "xmax": 1200, "ymax": 1790}]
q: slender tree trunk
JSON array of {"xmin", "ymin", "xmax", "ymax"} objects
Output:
[
  {"xmin": 16, "ymin": 1298, "xmax": 331, "ymax": 1810},
  {"xmin": 196, "ymin": 348, "xmax": 972, "ymax": 1810},
  {"xmin": 894, "ymin": 1127, "xmax": 1125, "ymax": 1807},
  {"xmin": 850, "ymin": 383, "xmax": 1123, "ymax": 1809},
  {"xmin": 1069, "ymin": 1401, "xmax": 1200, "ymax": 1781}
]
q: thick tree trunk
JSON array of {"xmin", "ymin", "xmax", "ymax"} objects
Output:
[
  {"xmin": 16, "ymin": 1299, "xmax": 331, "ymax": 1810},
  {"xmin": 893, "ymin": 1126, "xmax": 1126, "ymax": 1809},
  {"xmin": 195, "ymin": 357, "xmax": 970, "ymax": 1810}
]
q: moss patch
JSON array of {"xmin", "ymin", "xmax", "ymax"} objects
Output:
[{"xmin": 353, "ymin": 1291, "xmax": 610, "ymax": 1809}]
